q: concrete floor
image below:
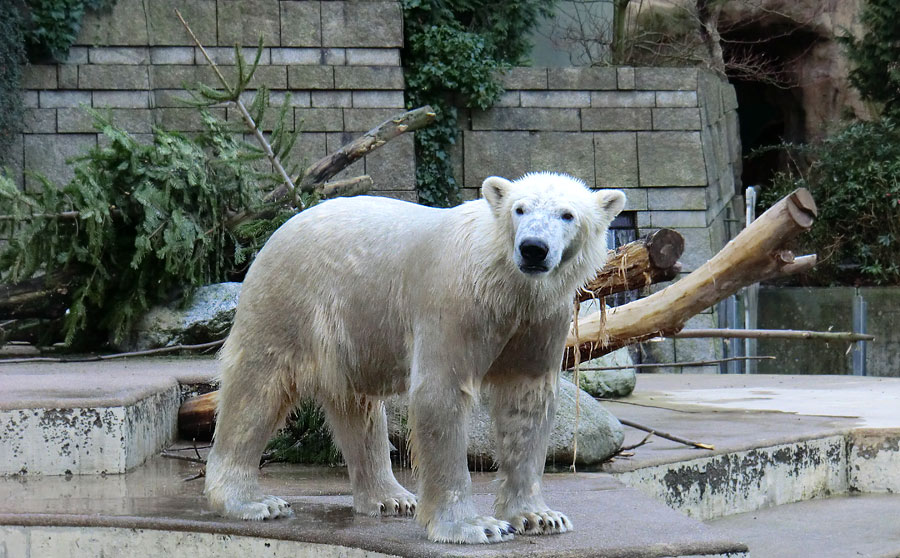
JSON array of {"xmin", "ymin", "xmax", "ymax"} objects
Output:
[
  {"xmin": 709, "ymin": 493, "xmax": 900, "ymax": 558},
  {"xmin": 2, "ymin": 359, "xmax": 900, "ymax": 557}
]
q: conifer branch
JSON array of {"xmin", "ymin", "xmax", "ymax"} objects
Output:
[{"xmin": 174, "ymin": 9, "xmax": 299, "ymax": 207}]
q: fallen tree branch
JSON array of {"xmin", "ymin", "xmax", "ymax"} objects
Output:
[
  {"xmin": 617, "ymin": 418, "xmax": 715, "ymax": 450},
  {"xmin": 296, "ymin": 106, "xmax": 436, "ymax": 193},
  {"xmin": 667, "ymin": 329, "xmax": 874, "ymax": 342},
  {"xmin": 565, "ymin": 189, "xmax": 819, "ymax": 363},
  {"xmin": 319, "ymin": 175, "xmax": 375, "ymax": 199},
  {"xmin": 226, "ymin": 106, "xmax": 435, "ymax": 228},
  {"xmin": 0, "ymin": 339, "xmax": 224, "ymax": 364},
  {"xmin": 0, "ymin": 270, "xmax": 76, "ymax": 320}
]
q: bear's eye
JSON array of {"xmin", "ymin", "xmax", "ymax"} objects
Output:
[
  {"xmin": 515, "ymin": 207, "xmax": 525, "ymax": 216},
  {"xmin": 561, "ymin": 211, "xmax": 574, "ymax": 221}
]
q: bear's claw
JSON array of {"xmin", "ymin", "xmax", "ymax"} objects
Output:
[
  {"xmin": 356, "ymin": 491, "xmax": 417, "ymax": 517},
  {"xmin": 504, "ymin": 510, "xmax": 572, "ymax": 536}
]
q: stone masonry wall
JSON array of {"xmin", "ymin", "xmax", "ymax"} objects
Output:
[
  {"xmin": 9, "ymin": 2, "xmax": 743, "ymax": 372},
  {"xmin": 456, "ymin": 66, "xmax": 743, "ymax": 372},
  {"xmin": 10, "ymin": 0, "xmax": 415, "ymax": 200}
]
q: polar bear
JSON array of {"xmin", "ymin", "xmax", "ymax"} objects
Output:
[{"xmin": 204, "ymin": 172, "xmax": 625, "ymax": 544}]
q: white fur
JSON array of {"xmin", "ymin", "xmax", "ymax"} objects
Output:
[{"xmin": 204, "ymin": 172, "xmax": 625, "ymax": 543}]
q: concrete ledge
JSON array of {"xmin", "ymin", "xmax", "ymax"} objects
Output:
[
  {"xmin": 1, "ymin": 388, "xmax": 179, "ymax": 476},
  {"xmin": 616, "ymin": 436, "xmax": 847, "ymax": 520},
  {"xmin": 0, "ymin": 358, "xmax": 216, "ymax": 476}
]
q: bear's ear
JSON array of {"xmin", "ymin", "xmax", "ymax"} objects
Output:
[
  {"xmin": 482, "ymin": 176, "xmax": 513, "ymax": 214},
  {"xmin": 595, "ymin": 189, "xmax": 626, "ymax": 218}
]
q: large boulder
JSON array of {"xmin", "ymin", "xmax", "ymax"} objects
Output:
[
  {"xmin": 117, "ymin": 282, "xmax": 241, "ymax": 351},
  {"xmin": 564, "ymin": 346, "xmax": 637, "ymax": 399},
  {"xmin": 386, "ymin": 377, "xmax": 624, "ymax": 468}
]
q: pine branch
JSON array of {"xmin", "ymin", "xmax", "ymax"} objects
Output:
[{"xmin": 174, "ymin": 9, "xmax": 299, "ymax": 207}]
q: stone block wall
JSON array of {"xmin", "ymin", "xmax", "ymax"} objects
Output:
[
  {"xmin": 10, "ymin": 0, "xmax": 415, "ymax": 200},
  {"xmin": 456, "ymin": 66, "xmax": 743, "ymax": 372},
  {"xmin": 9, "ymin": 2, "xmax": 745, "ymax": 372}
]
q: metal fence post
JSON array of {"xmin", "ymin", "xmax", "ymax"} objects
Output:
[
  {"xmin": 852, "ymin": 291, "xmax": 867, "ymax": 376},
  {"xmin": 744, "ymin": 187, "xmax": 758, "ymax": 374}
]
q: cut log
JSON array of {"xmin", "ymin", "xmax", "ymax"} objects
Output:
[
  {"xmin": 579, "ymin": 228, "xmax": 684, "ymax": 301},
  {"xmin": 178, "ymin": 391, "xmax": 219, "ymax": 441},
  {"xmin": 0, "ymin": 270, "xmax": 74, "ymax": 320},
  {"xmin": 565, "ymin": 188, "xmax": 818, "ymax": 366}
]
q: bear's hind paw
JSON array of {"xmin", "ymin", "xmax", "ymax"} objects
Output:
[
  {"xmin": 228, "ymin": 495, "xmax": 293, "ymax": 521},
  {"xmin": 504, "ymin": 509, "xmax": 572, "ymax": 536},
  {"xmin": 427, "ymin": 515, "xmax": 515, "ymax": 544}
]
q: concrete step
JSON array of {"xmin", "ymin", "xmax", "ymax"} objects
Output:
[{"xmin": 707, "ymin": 493, "xmax": 900, "ymax": 558}]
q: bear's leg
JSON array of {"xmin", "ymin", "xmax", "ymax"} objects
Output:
[
  {"xmin": 409, "ymin": 378, "xmax": 515, "ymax": 544},
  {"xmin": 204, "ymin": 354, "xmax": 294, "ymax": 521},
  {"xmin": 320, "ymin": 396, "xmax": 416, "ymax": 516},
  {"xmin": 490, "ymin": 376, "xmax": 573, "ymax": 535}
]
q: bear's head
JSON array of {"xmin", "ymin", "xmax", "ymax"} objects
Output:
[{"xmin": 482, "ymin": 172, "xmax": 626, "ymax": 280}]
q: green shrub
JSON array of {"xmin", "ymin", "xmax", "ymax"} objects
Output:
[
  {"xmin": 0, "ymin": 109, "xmax": 304, "ymax": 346},
  {"xmin": 758, "ymin": 117, "xmax": 900, "ymax": 285},
  {"xmin": 265, "ymin": 402, "xmax": 343, "ymax": 466}
]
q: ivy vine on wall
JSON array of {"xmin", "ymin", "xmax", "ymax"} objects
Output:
[
  {"xmin": 401, "ymin": 0, "xmax": 555, "ymax": 207},
  {"xmin": 0, "ymin": 0, "xmax": 117, "ymax": 164}
]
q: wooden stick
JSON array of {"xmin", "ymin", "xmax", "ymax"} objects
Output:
[
  {"xmin": 667, "ymin": 329, "xmax": 875, "ymax": 342},
  {"xmin": 0, "ymin": 339, "xmax": 224, "ymax": 365},
  {"xmin": 570, "ymin": 355, "xmax": 775, "ymax": 371},
  {"xmin": 319, "ymin": 175, "xmax": 375, "ymax": 199},
  {"xmin": 618, "ymin": 418, "xmax": 715, "ymax": 450}
]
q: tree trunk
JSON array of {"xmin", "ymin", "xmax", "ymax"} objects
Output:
[{"xmin": 564, "ymin": 189, "xmax": 818, "ymax": 366}]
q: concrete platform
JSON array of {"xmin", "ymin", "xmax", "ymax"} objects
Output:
[{"xmin": 2, "ymin": 358, "xmax": 900, "ymax": 557}]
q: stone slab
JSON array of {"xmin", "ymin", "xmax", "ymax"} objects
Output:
[
  {"xmin": 463, "ymin": 131, "xmax": 594, "ymax": 187},
  {"xmin": 321, "ymin": 2, "xmax": 403, "ymax": 48},
  {"xmin": 637, "ymin": 131, "xmax": 707, "ymax": 187},
  {"xmin": 0, "ymin": 457, "xmax": 747, "ymax": 558},
  {"xmin": 594, "ymin": 132, "xmax": 638, "ymax": 189}
]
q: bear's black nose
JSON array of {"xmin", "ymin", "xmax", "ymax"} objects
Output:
[{"xmin": 519, "ymin": 238, "xmax": 549, "ymax": 265}]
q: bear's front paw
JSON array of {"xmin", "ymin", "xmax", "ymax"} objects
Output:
[
  {"xmin": 226, "ymin": 495, "xmax": 293, "ymax": 521},
  {"xmin": 427, "ymin": 515, "xmax": 516, "ymax": 544},
  {"xmin": 504, "ymin": 509, "xmax": 572, "ymax": 536},
  {"xmin": 354, "ymin": 489, "xmax": 417, "ymax": 517}
]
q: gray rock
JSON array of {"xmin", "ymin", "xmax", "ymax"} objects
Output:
[
  {"xmin": 386, "ymin": 377, "xmax": 624, "ymax": 468},
  {"xmin": 119, "ymin": 282, "xmax": 241, "ymax": 351},
  {"xmin": 564, "ymin": 346, "xmax": 637, "ymax": 399}
]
